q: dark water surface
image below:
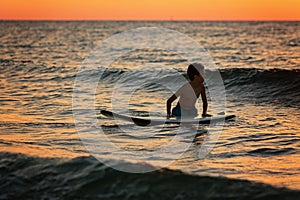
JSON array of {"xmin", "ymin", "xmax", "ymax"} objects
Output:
[{"xmin": 0, "ymin": 21, "xmax": 299, "ymax": 198}]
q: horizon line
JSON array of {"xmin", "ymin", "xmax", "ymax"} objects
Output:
[{"xmin": 1, "ymin": 19, "xmax": 299, "ymax": 22}]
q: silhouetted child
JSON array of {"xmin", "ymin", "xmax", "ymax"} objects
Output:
[{"xmin": 167, "ymin": 63, "xmax": 211, "ymax": 118}]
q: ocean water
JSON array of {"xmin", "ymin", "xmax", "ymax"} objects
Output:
[{"xmin": 0, "ymin": 21, "xmax": 300, "ymax": 199}]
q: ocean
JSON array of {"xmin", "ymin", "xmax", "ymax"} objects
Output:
[{"xmin": 0, "ymin": 21, "xmax": 299, "ymax": 199}]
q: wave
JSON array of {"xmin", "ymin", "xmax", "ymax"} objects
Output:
[
  {"xmin": 220, "ymin": 68, "xmax": 300, "ymax": 107},
  {"xmin": 99, "ymin": 67, "xmax": 300, "ymax": 108},
  {"xmin": 0, "ymin": 152, "xmax": 299, "ymax": 200},
  {"xmin": 248, "ymin": 147, "xmax": 296, "ymax": 156}
]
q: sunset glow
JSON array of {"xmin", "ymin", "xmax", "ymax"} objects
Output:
[{"xmin": 1, "ymin": 0, "xmax": 300, "ymax": 21}]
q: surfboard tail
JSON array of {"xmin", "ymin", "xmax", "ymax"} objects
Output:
[{"xmin": 100, "ymin": 110, "xmax": 114, "ymax": 117}]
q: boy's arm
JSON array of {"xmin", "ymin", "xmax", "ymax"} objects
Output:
[
  {"xmin": 200, "ymin": 84, "xmax": 209, "ymax": 117},
  {"xmin": 166, "ymin": 94, "xmax": 177, "ymax": 118}
]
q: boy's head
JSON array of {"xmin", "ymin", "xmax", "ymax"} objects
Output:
[{"xmin": 187, "ymin": 63, "xmax": 205, "ymax": 81}]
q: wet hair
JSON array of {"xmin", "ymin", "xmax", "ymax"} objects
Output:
[{"xmin": 187, "ymin": 64, "xmax": 200, "ymax": 81}]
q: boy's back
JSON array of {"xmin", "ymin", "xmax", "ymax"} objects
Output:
[{"xmin": 166, "ymin": 63, "xmax": 210, "ymax": 118}]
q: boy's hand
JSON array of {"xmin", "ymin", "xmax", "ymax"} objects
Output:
[
  {"xmin": 202, "ymin": 113, "xmax": 212, "ymax": 118},
  {"xmin": 167, "ymin": 114, "xmax": 174, "ymax": 119}
]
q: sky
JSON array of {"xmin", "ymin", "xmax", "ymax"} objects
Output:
[{"xmin": 1, "ymin": 0, "xmax": 300, "ymax": 21}]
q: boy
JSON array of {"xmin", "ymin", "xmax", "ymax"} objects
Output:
[{"xmin": 166, "ymin": 63, "xmax": 211, "ymax": 119}]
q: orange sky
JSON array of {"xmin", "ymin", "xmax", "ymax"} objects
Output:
[{"xmin": 1, "ymin": 0, "xmax": 300, "ymax": 20}]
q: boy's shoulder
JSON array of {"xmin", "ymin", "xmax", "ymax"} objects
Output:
[
  {"xmin": 178, "ymin": 82, "xmax": 195, "ymax": 92},
  {"xmin": 181, "ymin": 82, "xmax": 192, "ymax": 89}
]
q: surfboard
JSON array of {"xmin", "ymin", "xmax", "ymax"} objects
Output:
[{"xmin": 100, "ymin": 110, "xmax": 235, "ymax": 126}]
